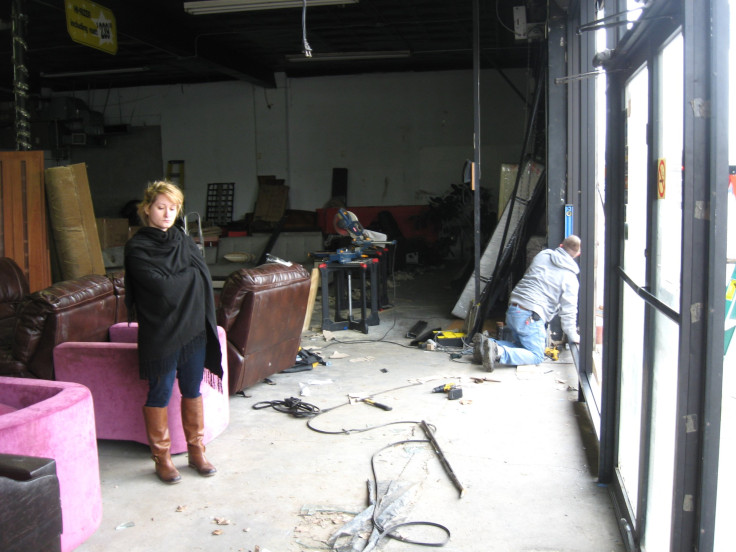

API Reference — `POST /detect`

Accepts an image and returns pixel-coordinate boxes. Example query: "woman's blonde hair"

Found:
[137,181,184,226]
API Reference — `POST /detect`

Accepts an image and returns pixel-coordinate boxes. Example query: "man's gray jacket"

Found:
[508,246,581,343]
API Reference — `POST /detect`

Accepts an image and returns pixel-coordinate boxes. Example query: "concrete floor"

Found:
[76,264,625,552]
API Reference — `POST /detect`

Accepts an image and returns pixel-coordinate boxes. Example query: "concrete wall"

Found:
[71,69,530,221]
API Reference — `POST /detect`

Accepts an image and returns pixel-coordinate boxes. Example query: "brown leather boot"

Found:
[142,406,181,484]
[181,396,217,476]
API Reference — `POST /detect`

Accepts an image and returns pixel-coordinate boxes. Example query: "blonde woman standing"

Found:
[124,181,222,484]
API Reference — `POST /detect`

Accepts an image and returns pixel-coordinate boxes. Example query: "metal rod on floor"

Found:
[420,420,466,498]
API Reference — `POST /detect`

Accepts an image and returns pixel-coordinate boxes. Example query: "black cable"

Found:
[252,397,320,418]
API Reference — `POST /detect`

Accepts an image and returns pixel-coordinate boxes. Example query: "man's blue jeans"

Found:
[145,344,206,408]
[492,304,547,366]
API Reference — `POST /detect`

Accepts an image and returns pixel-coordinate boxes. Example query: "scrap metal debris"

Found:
[115,521,134,531]
[328,480,420,552]
[349,356,375,363]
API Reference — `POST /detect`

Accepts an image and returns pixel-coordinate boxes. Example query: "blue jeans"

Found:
[145,344,206,407]
[492,304,547,366]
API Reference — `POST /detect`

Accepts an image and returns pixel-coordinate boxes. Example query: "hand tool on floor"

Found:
[431,383,463,400]
[420,420,466,498]
[544,345,559,361]
[348,393,393,411]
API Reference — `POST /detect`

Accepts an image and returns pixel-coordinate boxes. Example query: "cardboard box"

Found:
[96,218,130,248]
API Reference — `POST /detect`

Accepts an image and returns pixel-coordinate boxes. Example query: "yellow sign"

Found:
[66,0,117,55]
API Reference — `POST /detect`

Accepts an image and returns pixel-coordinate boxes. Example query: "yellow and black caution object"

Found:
[432,331,466,347]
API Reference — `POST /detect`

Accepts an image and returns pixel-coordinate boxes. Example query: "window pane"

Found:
[643,310,679,552]
[654,35,683,313]
[617,65,650,519]
[618,284,646,515]
[623,68,649,284]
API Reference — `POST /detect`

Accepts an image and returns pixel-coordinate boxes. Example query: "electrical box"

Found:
[513,6,527,40]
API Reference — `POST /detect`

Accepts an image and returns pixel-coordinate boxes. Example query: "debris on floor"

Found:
[299,378,334,396]
[293,509,356,550]
[470,376,500,384]
[328,480,420,552]
[114,521,134,530]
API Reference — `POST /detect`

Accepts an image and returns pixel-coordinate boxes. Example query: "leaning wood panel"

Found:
[0,151,52,292]
[44,163,105,280]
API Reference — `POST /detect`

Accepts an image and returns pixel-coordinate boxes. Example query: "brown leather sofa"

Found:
[0,257,126,380]
[216,262,311,395]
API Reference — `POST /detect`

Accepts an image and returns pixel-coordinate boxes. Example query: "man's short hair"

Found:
[562,235,581,255]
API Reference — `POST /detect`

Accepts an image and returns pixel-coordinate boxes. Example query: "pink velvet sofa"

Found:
[0,376,102,552]
[53,322,230,454]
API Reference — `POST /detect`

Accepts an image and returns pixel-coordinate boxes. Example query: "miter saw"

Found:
[333,208,391,246]
[333,208,365,240]
[311,208,395,264]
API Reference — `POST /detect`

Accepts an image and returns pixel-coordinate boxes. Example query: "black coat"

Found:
[124,225,222,385]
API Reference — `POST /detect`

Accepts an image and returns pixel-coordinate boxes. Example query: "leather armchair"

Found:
[0,257,126,380]
[216,262,311,395]
[0,453,62,552]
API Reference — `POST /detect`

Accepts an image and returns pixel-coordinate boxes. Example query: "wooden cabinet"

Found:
[0,151,52,292]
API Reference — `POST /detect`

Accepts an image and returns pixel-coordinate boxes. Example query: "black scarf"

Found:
[124,226,223,389]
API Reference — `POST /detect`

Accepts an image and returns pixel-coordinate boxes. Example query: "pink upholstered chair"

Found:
[0,376,102,552]
[53,323,229,454]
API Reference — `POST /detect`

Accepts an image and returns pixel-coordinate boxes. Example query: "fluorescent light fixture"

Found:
[40,67,150,78]
[286,50,411,62]
[184,0,358,15]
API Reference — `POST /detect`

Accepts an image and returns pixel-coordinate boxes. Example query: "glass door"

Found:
[612,30,685,551]
[600,1,727,550]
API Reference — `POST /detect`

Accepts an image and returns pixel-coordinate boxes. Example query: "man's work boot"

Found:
[181,396,217,477]
[471,331,488,364]
[142,406,181,484]
[482,339,499,372]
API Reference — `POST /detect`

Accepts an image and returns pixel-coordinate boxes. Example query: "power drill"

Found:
[432,383,463,400]
[544,346,559,361]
